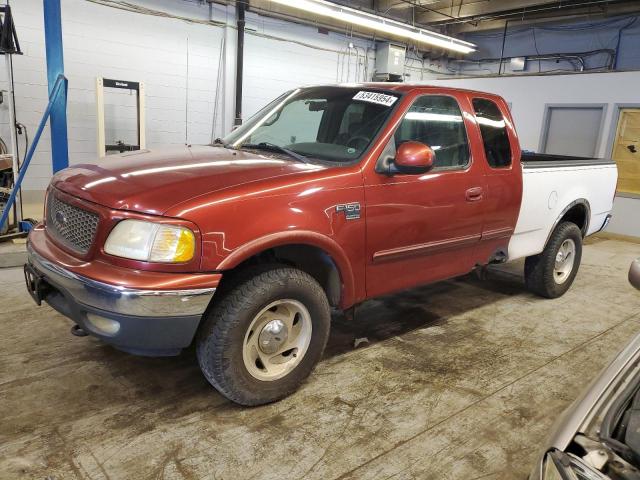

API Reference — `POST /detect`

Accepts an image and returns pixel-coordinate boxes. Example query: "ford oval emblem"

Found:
[55,210,67,226]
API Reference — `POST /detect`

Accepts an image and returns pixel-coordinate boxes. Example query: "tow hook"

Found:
[71,324,88,337]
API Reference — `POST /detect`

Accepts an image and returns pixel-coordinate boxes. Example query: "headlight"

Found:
[542,453,565,480]
[104,219,195,263]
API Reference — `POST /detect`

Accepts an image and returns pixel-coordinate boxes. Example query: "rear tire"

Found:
[525,221,583,298]
[196,266,331,406]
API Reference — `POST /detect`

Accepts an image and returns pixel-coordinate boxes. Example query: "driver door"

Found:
[364,93,486,298]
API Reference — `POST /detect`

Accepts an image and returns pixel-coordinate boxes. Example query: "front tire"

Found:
[525,221,583,298]
[196,266,331,406]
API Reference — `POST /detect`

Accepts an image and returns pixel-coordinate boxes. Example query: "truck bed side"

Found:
[508,154,617,261]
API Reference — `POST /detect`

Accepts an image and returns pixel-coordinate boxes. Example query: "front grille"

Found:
[46,193,99,254]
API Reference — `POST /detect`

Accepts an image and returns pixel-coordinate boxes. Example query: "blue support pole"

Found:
[43,0,68,172]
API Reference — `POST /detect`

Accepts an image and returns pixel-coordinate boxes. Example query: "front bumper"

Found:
[25,238,218,356]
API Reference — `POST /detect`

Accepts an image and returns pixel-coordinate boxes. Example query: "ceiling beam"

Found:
[383,0,467,22]
[415,0,563,24]
[447,1,640,32]
[375,0,405,13]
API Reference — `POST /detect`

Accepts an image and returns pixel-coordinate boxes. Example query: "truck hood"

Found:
[52,145,324,215]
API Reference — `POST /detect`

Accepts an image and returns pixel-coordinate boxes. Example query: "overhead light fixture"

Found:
[268,0,476,54]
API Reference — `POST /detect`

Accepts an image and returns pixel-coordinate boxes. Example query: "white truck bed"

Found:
[508,155,618,261]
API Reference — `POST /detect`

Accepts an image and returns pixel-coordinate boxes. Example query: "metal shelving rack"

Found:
[0,4,23,239]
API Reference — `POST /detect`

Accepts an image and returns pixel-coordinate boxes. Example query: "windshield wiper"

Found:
[211,138,230,148]
[241,142,309,164]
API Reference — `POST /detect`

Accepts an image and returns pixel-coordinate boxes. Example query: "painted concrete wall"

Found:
[242,12,374,120]
[1,0,373,192]
[426,71,640,237]
[607,196,640,239]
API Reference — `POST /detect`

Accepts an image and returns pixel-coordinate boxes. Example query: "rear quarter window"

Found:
[472,98,512,168]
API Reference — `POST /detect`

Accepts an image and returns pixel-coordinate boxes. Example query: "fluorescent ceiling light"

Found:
[268,0,476,54]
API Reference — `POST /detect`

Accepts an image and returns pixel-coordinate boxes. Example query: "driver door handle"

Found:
[465,187,484,202]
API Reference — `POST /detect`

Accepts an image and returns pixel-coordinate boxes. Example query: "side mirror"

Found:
[393,141,435,174]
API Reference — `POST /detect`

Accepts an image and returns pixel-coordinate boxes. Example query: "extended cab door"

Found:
[468,95,523,264]
[363,92,487,298]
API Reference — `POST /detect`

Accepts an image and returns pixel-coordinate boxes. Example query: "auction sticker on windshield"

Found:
[353,91,398,107]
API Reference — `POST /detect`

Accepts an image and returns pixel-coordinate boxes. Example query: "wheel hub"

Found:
[553,238,576,284]
[258,319,288,354]
[242,299,313,382]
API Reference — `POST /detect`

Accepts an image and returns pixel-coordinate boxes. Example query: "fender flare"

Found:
[216,231,356,308]
[545,198,591,247]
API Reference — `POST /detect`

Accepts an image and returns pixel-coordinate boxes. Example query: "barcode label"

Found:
[353,91,398,107]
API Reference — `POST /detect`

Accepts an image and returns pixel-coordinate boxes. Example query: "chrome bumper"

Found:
[596,213,613,234]
[27,244,216,317]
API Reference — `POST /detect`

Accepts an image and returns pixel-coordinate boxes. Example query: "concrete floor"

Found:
[0,196,42,267]
[1,237,640,480]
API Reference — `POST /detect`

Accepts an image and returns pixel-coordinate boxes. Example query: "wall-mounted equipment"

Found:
[510,57,526,72]
[374,43,405,82]
[96,77,146,156]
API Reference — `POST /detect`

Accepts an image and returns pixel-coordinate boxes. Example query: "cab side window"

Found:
[394,95,470,169]
[472,98,512,168]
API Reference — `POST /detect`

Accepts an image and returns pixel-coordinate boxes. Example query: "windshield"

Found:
[222,86,401,164]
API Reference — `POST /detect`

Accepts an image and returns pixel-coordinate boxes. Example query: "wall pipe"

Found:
[498,20,508,75]
[234,1,245,126]
[450,48,615,73]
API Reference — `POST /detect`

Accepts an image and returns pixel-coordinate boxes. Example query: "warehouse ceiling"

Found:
[368,0,640,32]
[248,0,640,39]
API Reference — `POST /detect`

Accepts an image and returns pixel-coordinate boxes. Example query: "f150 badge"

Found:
[336,202,361,220]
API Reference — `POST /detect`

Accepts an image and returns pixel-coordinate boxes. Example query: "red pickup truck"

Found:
[25,84,617,405]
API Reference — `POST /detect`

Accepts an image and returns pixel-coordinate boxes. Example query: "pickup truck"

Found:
[24,84,618,406]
